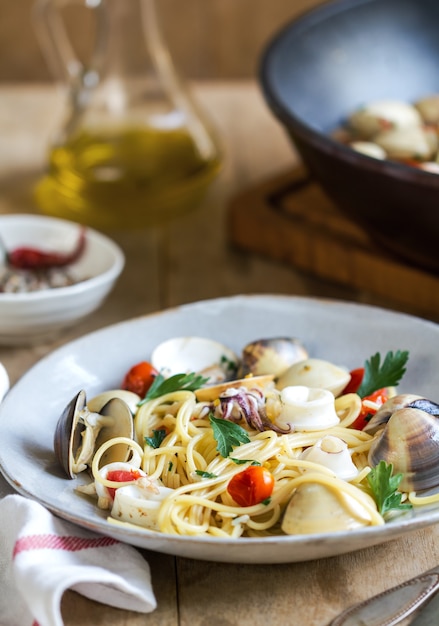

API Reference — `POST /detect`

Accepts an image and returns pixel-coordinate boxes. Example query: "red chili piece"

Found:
[6,227,87,270]
[106,468,143,499]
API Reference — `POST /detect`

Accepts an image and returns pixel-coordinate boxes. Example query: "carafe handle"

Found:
[32,0,104,83]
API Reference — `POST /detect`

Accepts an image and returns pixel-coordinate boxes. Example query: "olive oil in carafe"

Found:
[35,126,222,230]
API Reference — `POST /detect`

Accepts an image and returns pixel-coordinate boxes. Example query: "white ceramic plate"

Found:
[1,295,438,564]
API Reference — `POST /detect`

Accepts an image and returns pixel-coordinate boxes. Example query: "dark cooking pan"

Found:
[260,0,439,273]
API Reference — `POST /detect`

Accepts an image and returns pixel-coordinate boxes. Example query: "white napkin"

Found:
[0,494,157,626]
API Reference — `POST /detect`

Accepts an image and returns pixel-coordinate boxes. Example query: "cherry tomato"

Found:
[341,367,365,394]
[106,468,142,499]
[351,387,390,430]
[227,465,275,507]
[121,361,158,397]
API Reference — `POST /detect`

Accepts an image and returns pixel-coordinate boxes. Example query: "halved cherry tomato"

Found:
[351,387,390,430]
[341,367,365,395]
[227,465,275,507]
[106,469,142,499]
[121,361,158,397]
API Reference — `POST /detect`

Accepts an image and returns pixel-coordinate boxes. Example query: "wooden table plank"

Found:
[176,526,439,626]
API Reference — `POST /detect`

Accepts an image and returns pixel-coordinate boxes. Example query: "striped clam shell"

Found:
[368,407,439,492]
[364,394,439,435]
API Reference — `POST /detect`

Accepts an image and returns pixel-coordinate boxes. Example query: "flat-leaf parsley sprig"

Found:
[366,460,412,519]
[209,414,251,457]
[138,371,209,406]
[357,350,409,398]
[144,428,167,449]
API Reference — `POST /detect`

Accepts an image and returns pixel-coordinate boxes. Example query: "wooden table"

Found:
[0,82,438,626]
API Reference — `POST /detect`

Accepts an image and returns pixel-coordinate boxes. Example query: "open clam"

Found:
[237,337,308,378]
[87,389,141,415]
[281,482,375,535]
[348,100,422,139]
[54,390,134,478]
[374,125,438,162]
[276,358,350,397]
[364,394,439,435]
[151,336,238,384]
[368,407,439,492]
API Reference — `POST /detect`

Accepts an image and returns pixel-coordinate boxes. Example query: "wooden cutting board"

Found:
[227,167,439,319]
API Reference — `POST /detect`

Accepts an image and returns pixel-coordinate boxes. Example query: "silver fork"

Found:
[329,566,439,626]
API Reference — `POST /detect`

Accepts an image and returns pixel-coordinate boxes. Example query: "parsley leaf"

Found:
[195,470,218,479]
[230,458,261,466]
[367,460,412,518]
[357,350,409,398]
[144,429,167,448]
[209,414,250,458]
[139,371,209,405]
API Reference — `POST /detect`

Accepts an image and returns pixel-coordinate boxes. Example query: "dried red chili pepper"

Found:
[5,228,87,270]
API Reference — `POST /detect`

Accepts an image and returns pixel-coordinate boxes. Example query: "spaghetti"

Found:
[87,382,384,537]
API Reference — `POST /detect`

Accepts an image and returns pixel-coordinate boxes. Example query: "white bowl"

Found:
[0,214,125,345]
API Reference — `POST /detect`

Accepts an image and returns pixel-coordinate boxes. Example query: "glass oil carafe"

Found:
[32,0,222,230]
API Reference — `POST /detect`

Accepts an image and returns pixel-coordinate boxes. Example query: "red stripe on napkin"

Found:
[13,534,119,557]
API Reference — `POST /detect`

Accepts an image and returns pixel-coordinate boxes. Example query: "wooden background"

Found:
[0,0,327,82]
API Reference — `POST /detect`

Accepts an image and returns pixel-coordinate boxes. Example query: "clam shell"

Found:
[281,482,372,535]
[374,125,438,161]
[368,407,439,492]
[151,336,238,384]
[237,337,308,378]
[348,100,422,139]
[94,398,134,468]
[53,392,134,478]
[54,390,87,479]
[276,358,350,397]
[88,389,141,415]
[364,394,439,435]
